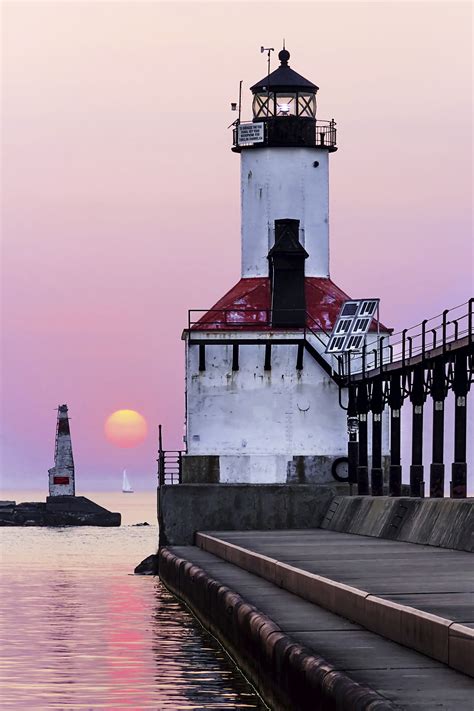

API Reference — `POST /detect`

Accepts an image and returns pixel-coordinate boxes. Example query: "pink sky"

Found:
[2,2,472,491]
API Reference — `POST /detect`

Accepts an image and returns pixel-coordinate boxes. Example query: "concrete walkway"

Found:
[170,543,474,709]
[202,529,474,624]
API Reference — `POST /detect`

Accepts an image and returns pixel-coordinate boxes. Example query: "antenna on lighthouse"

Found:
[260,45,274,79]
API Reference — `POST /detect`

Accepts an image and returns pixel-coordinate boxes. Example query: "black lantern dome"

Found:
[250,48,318,121]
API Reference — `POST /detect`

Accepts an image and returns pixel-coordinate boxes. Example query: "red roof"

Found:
[191,277,390,332]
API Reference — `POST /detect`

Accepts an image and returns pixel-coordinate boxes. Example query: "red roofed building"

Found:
[191,276,388,333]
[181,49,390,486]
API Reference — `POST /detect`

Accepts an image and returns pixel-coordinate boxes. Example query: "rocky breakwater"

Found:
[0,496,121,527]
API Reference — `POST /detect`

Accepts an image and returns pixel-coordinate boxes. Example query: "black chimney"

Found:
[268,219,308,328]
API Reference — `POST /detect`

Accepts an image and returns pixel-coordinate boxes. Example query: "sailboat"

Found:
[122,469,134,493]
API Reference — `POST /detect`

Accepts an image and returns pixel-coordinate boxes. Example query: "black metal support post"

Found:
[357,384,369,494]
[388,374,402,496]
[347,386,359,490]
[451,352,468,498]
[430,360,446,497]
[157,424,164,487]
[409,366,425,497]
[370,379,384,496]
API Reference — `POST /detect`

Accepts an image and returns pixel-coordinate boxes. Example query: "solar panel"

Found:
[326,298,380,354]
[341,302,359,316]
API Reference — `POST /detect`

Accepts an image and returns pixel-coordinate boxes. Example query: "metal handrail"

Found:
[188,300,473,381]
[232,117,337,150]
[345,299,473,379]
[189,307,333,330]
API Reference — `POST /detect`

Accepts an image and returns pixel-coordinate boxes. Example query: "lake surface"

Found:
[0,491,266,709]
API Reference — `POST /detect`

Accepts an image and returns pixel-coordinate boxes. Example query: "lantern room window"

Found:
[252,92,273,118]
[297,93,316,118]
[252,91,316,119]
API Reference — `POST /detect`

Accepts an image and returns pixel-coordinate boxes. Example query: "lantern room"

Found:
[251,48,318,120]
[233,47,336,152]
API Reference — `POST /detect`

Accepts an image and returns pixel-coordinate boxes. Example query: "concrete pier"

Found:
[160,537,474,709]
[158,494,474,710]
[196,529,474,676]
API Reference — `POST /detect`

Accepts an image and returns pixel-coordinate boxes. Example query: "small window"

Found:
[297,93,316,117]
[252,92,273,118]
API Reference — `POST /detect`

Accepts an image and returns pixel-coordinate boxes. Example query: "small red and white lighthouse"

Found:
[48,404,76,496]
[182,48,389,484]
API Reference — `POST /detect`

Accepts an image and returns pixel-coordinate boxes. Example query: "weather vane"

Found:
[260,45,274,78]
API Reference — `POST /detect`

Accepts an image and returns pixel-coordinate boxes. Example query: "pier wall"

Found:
[158,484,345,545]
[158,486,473,549]
[322,496,474,552]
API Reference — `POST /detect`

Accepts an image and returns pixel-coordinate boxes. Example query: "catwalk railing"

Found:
[339,299,473,500]
[232,118,337,151]
[339,300,473,381]
[157,425,183,486]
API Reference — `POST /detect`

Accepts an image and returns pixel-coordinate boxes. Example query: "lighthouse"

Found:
[48,404,76,496]
[182,48,390,485]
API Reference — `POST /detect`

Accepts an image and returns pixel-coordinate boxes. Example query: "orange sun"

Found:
[105,409,148,448]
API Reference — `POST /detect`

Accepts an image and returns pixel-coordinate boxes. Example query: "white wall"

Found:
[186,336,346,457]
[185,331,390,483]
[241,147,330,278]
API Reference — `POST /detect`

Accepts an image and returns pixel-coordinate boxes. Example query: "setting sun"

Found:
[104,409,148,448]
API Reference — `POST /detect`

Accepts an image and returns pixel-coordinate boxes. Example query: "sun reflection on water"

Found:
[0,492,266,709]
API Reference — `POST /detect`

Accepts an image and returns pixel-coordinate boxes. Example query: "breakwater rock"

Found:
[0,496,121,527]
[134,554,158,575]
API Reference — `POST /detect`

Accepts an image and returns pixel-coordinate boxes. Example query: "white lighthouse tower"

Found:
[240,47,333,279]
[48,404,76,496]
[182,48,389,485]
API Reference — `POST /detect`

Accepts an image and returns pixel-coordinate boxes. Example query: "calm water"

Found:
[0,491,266,710]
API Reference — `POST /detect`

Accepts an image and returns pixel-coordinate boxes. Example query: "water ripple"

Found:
[0,513,266,710]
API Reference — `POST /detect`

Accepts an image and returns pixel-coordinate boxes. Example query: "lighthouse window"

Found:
[252,92,272,118]
[297,93,316,117]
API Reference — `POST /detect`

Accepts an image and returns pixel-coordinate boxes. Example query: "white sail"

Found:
[122,469,133,493]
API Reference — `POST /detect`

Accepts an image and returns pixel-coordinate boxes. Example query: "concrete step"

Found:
[195,529,474,677]
[162,544,474,710]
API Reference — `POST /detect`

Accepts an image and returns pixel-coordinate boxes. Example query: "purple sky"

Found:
[2,2,472,491]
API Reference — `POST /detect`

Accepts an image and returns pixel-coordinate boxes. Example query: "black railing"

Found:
[341,299,474,382]
[158,451,182,486]
[157,425,183,486]
[232,118,337,150]
[189,308,271,329]
[189,308,332,331]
